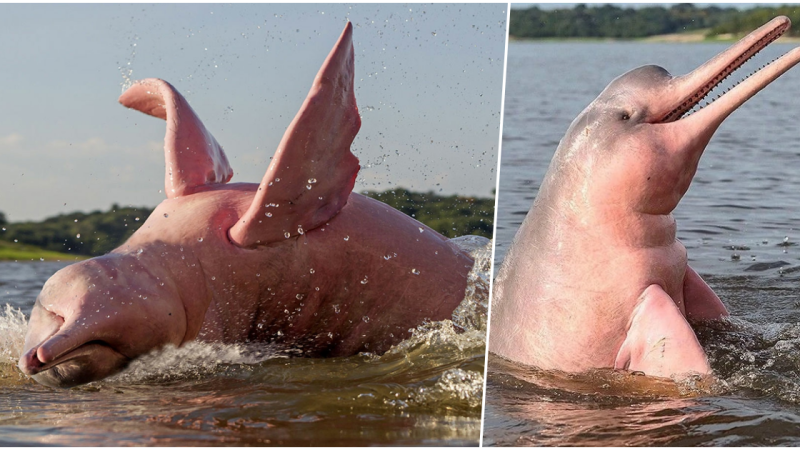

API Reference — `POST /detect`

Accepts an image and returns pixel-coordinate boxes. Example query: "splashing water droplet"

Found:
[418,227,424,233]
[197,237,204,242]
[411,268,420,275]
[362,316,370,323]
[310,268,315,274]
[265,212,273,217]
[76,234,81,238]
[344,235,350,241]
[284,232,291,239]
[308,178,317,184]
[333,304,340,313]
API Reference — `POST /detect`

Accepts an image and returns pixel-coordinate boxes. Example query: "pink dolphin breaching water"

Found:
[18,23,474,388]
[490,17,800,379]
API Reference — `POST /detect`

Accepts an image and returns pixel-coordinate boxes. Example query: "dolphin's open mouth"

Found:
[659,17,792,124]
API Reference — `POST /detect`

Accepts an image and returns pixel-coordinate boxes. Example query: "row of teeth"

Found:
[685,57,783,116]
[661,24,787,122]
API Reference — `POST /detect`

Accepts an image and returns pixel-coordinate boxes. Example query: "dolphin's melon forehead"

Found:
[604,65,673,94]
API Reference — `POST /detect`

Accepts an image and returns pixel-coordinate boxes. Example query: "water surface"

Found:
[486,40,800,446]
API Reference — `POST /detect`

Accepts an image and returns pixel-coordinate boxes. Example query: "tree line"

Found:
[510,4,800,39]
[0,189,494,257]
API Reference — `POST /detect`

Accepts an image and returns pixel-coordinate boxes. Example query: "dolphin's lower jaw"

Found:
[19,343,130,389]
[660,17,794,124]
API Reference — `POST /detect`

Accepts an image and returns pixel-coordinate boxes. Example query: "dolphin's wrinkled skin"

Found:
[490,17,800,379]
[18,23,474,388]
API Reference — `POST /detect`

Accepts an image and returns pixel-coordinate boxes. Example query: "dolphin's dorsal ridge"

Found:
[119,78,234,198]
[229,22,360,248]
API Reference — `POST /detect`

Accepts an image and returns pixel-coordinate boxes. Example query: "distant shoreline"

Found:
[510,33,800,44]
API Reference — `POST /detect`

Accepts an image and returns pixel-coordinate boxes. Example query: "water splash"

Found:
[450,235,491,332]
[0,304,27,365]
[107,340,282,385]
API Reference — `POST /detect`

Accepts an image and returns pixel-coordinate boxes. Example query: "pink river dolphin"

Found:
[490,17,800,379]
[17,23,474,388]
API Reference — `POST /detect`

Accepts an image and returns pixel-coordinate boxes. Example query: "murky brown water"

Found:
[0,237,488,446]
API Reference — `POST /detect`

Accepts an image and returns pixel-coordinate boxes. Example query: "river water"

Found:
[0,237,489,446]
[486,40,800,446]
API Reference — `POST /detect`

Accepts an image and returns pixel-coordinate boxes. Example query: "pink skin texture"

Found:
[490,17,800,379]
[18,23,473,388]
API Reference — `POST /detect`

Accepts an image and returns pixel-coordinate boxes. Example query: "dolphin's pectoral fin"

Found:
[683,265,729,322]
[119,79,234,199]
[615,284,710,379]
[228,23,360,248]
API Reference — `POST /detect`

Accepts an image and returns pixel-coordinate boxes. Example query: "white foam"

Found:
[0,304,27,365]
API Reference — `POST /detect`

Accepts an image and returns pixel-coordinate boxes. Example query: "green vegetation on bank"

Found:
[0,189,494,259]
[510,4,800,40]
[1,205,150,258]
[0,240,83,262]
[362,189,494,239]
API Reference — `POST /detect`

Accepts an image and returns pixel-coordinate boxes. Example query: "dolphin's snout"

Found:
[18,346,46,376]
[18,300,64,375]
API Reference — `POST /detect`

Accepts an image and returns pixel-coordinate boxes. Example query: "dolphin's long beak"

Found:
[658,16,800,132]
[18,301,130,388]
[18,300,63,375]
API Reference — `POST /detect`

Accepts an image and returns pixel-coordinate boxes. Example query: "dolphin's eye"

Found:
[620,112,631,121]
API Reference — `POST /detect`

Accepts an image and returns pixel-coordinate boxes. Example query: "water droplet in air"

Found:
[265,212,273,217]
[362,316,370,323]
[411,268,420,275]
[297,226,304,235]
[135,217,140,221]
[76,234,81,238]
[284,232,291,239]
[308,178,317,184]
[310,268,315,274]
[361,276,368,285]
[418,227,424,233]
[344,235,350,241]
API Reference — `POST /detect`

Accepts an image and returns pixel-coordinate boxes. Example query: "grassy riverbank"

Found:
[0,240,85,262]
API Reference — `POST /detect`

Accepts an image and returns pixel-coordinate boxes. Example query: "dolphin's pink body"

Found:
[18,23,473,388]
[490,17,800,379]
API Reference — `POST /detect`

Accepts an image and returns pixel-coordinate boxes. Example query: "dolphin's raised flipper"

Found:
[615,284,711,378]
[228,22,361,247]
[119,79,234,199]
[683,265,729,322]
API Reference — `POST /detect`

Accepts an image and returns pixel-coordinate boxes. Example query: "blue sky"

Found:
[0,4,506,221]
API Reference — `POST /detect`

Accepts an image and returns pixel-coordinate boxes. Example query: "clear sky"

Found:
[0,4,506,222]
